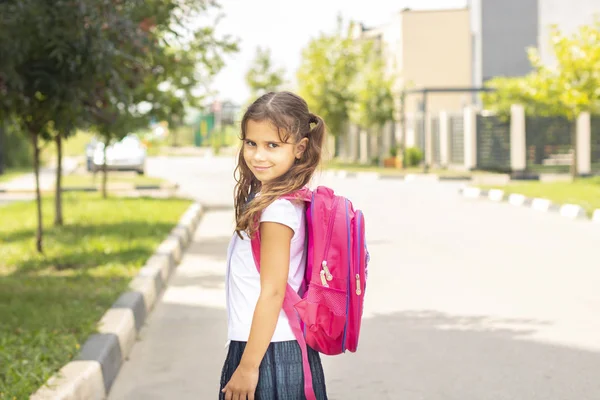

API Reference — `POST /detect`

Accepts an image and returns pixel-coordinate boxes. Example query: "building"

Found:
[470,0,600,87]
[355,7,472,152]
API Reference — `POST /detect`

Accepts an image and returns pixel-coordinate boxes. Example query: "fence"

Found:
[591,116,600,174]
[449,114,464,165]
[525,116,572,174]
[476,114,511,172]
[339,105,597,176]
[431,116,440,165]
[413,115,425,152]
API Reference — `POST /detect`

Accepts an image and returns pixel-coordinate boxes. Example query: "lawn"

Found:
[479,176,600,216]
[0,193,192,398]
[61,172,165,188]
[0,168,31,183]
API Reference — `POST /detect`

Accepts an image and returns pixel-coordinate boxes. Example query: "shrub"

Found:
[404,147,423,167]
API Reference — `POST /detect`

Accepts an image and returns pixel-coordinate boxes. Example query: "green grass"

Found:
[0,168,31,183]
[0,193,192,399]
[479,176,600,216]
[61,172,165,188]
[323,160,481,177]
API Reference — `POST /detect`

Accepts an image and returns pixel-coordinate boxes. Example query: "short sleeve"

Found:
[260,199,300,235]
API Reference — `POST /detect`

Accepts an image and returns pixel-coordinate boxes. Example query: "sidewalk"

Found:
[0,157,80,192]
[108,207,234,399]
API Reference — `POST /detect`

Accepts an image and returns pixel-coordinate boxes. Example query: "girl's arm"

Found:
[239,221,293,370]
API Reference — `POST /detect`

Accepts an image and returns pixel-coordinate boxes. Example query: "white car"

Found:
[92,135,146,175]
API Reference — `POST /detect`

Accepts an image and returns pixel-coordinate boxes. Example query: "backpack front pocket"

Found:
[294,284,347,354]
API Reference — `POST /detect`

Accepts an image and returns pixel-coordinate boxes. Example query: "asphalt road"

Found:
[109,155,600,400]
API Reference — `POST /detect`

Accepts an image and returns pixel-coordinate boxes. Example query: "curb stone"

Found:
[31,202,204,400]
[459,185,597,223]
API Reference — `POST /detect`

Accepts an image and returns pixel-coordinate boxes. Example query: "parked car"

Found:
[91,135,146,175]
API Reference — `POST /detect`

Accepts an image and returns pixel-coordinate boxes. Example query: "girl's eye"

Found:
[245,140,256,147]
[268,143,279,149]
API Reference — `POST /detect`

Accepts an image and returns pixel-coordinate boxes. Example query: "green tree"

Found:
[349,38,395,161]
[245,46,285,99]
[0,0,120,250]
[296,17,362,138]
[483,21,600,177]
[0,0,238,250]
[87,0,237,197]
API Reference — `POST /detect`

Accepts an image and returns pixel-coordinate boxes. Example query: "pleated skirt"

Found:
[219,340,328,400]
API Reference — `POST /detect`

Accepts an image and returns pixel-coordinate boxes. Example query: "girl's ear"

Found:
[295,137,308,160]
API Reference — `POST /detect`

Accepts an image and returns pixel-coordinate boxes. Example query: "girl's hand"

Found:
[222,364,259,400]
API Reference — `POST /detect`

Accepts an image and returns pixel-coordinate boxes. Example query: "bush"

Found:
[404,147,423,167]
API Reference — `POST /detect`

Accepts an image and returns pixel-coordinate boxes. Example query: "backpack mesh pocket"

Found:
[306,284,347,317]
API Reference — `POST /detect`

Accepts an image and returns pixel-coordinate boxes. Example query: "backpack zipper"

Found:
[321,196,339,281]
[355,211,363,296]
[341,199,351,352]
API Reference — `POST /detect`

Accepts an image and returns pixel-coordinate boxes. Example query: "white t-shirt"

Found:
[225,198,306,342]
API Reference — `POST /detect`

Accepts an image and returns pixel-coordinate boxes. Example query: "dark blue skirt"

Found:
[219,340,328,399]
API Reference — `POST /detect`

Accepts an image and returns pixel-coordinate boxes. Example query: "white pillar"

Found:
[348,124,359,162]
[406,114,416,148]
[359,129,369,164]
[510,104,526,172]
[439,111,450,167]
[463,106,477,170]
[577,112,591,175]
[425,114,433,165]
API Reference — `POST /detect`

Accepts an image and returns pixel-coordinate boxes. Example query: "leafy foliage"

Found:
[482,19,600,176]
[245,46,286,99]
[349,39,395,130]
[296,18,362,136]
[483,20,600,120]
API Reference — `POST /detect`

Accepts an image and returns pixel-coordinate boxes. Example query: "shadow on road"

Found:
[323,309,600,400]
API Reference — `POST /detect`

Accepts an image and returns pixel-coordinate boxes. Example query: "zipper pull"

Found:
[355,274,361,295]
[322,260,333,281]
[320,270,329,287]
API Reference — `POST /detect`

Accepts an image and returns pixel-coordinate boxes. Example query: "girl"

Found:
[220,91,328,400]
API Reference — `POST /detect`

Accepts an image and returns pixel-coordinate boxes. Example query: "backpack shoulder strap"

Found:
[280,186,312,203]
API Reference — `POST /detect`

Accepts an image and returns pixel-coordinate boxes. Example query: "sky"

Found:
[208,0,468,105]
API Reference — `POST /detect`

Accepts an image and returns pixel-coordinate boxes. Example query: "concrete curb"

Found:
[321,169,472,182]
[0,183,179,194]
[31,202,204,400]
[459,185,597,222]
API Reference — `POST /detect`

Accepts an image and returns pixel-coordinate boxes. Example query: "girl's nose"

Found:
[253,148,267,162]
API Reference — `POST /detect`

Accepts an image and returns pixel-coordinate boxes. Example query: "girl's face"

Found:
[243,119,307,184]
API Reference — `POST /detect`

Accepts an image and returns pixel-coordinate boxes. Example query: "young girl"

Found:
[220,91,328,400]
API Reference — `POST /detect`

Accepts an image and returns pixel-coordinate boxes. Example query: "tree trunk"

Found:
[171,125,178,147]
[102,136,109,199]
[31,131,43,253]
[54,135,63,226]
[571,119,578,179]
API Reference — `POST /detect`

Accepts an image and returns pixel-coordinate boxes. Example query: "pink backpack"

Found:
[251,186,369,400]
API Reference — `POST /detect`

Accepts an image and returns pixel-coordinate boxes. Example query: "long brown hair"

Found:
[234,91,325,238]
